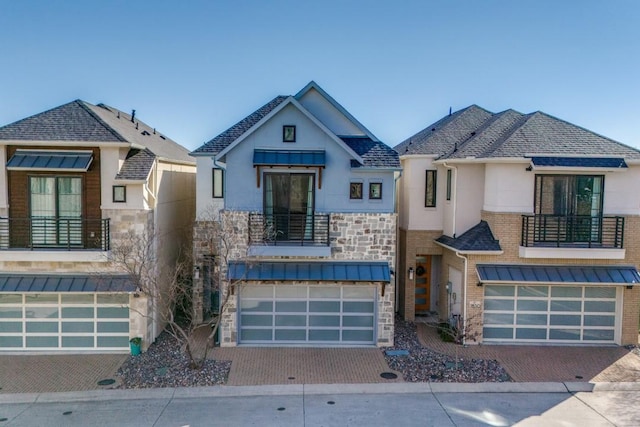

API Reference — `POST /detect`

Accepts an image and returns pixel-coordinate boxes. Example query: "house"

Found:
[0,100,196,352]
[395,105,640,345]
[191,81,400,347]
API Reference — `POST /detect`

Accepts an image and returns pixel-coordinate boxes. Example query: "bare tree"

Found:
[433,312,482,370]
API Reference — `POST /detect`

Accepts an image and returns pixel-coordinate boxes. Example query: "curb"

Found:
[3,381,640,404]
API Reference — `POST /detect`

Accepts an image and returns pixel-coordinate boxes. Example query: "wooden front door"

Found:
[414,255,431,312]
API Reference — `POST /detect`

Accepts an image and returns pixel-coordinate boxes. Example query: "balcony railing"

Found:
[521,215,624,249]
[249,213,329,246]
[0,217,110,251]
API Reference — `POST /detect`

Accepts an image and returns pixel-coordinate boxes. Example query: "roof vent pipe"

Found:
[131,109,136,123]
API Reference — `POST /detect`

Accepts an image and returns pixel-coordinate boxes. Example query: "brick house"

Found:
[395,105,640,345]
[0,101,195,352]
[191,82,400,347]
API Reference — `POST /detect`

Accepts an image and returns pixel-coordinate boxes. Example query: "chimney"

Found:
[131,109,136,123]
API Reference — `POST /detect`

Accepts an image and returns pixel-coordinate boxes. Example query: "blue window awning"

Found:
[0,274,135,292]
[253,150,325,167]
[228,261,390,282]
[530,157,627,169]
[477,264,640,286]
[7,150,93,171]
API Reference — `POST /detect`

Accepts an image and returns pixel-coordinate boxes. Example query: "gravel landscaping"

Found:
[383,317,512,383]
[116,331,231,389]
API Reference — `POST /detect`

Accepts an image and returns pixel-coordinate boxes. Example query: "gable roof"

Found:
[396,106,640,160]
[341,136,400,168]
[115,148,156,181]
[435,221,502,252]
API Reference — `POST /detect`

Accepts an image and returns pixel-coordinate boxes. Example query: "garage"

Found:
[477,264,638,345]
[0,274,134,352]
[230,261,390,346]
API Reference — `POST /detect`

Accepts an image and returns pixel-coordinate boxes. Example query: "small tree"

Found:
[434,312,482,370]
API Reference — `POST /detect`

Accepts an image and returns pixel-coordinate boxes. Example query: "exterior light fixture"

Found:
[408,267,414,280]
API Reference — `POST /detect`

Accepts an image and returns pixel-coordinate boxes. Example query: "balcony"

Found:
[521,215,624,249]
[249,213,330,247]
[0,217,110,251]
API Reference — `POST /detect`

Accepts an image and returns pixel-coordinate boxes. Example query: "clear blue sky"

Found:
[1,1,638,151]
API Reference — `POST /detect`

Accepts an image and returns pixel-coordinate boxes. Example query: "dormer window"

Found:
[283,125,296,142]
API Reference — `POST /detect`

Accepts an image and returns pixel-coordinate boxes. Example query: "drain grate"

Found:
[380,372,398,380]
[97,379,116,386]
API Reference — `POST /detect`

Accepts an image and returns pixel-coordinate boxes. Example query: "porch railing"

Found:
[0,217,110,251]
[249,213,330,246]
[521,215,624,249]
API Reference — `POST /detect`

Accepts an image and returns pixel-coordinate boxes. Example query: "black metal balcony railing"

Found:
[0,217,110,251]
[249,213,330,246]
[521,215,624,249]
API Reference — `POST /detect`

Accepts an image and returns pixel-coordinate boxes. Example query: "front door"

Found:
[414,255,431,313]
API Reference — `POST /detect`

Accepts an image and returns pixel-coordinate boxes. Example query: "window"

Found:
[425,170,437,207]
[369,182,382,200]
[283,125,296,142]
[212,168,224,198]
[29,176,82,246]
[446,169,452,201]
[112,186,126,203]
[350,182,363,199]
[264,173,314,241]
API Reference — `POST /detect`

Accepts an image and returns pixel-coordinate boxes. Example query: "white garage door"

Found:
[483,285,619,344]
[239,285,376,345]
[0,293,130,351]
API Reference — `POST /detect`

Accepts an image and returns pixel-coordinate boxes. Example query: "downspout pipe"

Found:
[442,162,457,237]
[454,250,468,345]
[393,169,403,312]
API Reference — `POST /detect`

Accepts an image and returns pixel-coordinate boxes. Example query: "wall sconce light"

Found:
[626,285,633,289]
[476,281,483,287]
[408,267,414,280]
[525,165,533,172]
[194,266,200,280]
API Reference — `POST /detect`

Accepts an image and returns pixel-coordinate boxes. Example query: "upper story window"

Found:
[264,172,314,241]
[30,176,82,246]
[350,182,363,199]
[369,182,382,200]
[425,170,437,207]
[446,169,452,201]
[113,185,126,203]
[534,175,603,217]
[212,168,224,198]
[283,125,296,142]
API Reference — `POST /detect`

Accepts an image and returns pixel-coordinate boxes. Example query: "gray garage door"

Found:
[239,285,376,345]
[483,285,619,344]
[0,293,130,351]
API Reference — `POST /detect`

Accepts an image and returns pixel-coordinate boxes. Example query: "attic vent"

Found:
[159,135,166,140]
[141,130,150,136]
[431,128,436,132]
[136,122,139,130]
[471,131,476,136]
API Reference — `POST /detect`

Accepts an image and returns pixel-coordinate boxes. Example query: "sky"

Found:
[0,1,639,151]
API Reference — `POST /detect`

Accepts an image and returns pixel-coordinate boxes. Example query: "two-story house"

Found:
[395,105,640,345]
[0,100,195,352]
[191,81,400,347]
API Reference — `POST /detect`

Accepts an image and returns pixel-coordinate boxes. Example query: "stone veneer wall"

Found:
[192,211,397,347]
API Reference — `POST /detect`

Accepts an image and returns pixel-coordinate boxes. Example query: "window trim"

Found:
[446,169,452,201]
[425,170,437,207]
[349,182,363,200]
[369,182,382,200]
[212,168,224,199]
[112,185,126,203]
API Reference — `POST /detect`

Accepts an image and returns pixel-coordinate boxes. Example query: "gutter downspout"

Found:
[442,162,457,237]
[393,169,403,312]
[454,250,468,345]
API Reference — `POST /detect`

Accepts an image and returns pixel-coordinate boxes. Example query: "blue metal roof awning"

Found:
[228,261,390,282]
[0,274,135,292]
[476,264,640,286]
[530,157,627,169]
[253,149,326,167]
[7,150,93,171]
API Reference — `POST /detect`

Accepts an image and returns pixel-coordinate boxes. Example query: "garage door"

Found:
[483,285,619,344]
[0,293,130,351]
[239,285,376,345]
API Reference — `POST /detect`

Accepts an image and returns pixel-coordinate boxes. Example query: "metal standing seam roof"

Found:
[530,157,628,168]
[228,261,391,282]
[253,149,326,166]
[476,264,640,285]
[0,274,135,292]
[6,150,93,171]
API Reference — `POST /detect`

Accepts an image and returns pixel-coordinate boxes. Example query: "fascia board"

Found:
[434,240,503,255]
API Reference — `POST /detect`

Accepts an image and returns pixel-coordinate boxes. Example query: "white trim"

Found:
[0,251,109,263]
[519,246,626,260]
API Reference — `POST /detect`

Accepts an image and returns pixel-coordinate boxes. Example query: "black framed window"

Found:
[369,182,382,200]
[113,185,126,203]
[425,170,437,207]
[283,125,296,142]
[212,168,224,198]
[446,169,452,201]
[350,182,363,199]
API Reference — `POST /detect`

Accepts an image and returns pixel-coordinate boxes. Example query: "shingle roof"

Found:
[435,221,502,252]
[191,96,288,155]
[397,105,640,160]
[0,100,126,142]
[341,136,400,168]
[115,148,156,180]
